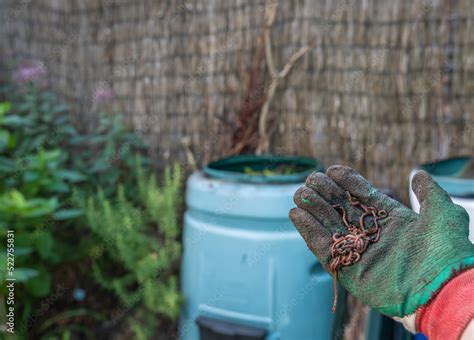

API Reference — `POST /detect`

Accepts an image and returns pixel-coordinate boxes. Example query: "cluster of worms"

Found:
[329,192,388,312]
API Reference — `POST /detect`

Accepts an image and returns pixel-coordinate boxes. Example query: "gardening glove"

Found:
[289,165,474,321]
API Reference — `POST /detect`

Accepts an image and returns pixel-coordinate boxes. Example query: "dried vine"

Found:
[230,2,309,155]
[256,3,308,154]
[329,192,388,312]
[229,33,267,155]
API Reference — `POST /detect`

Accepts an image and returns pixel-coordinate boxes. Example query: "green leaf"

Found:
[51,104,70,113]
[49,180,70,193]
[36,232,54,259]
[41,149,62,162]
[24,170,40,182]
[14,268,39,282]
[6,132,16,149]
[23,198,58,218]
[56,170,86,182]
[90,159,110,173]
[88,135,108,145]
[0,194,55,219]
[69,135,87,145]
[0,190,27,208]
[0,129,9,151]
[0,102,11,116]
[25,268,51,297]
[60,125,77,136]
[15,247,33,256]
[0,156,16,172]
[17,102,33,112]
[2,115,32,127]
[30,134,48,149]
[53,209,83,220]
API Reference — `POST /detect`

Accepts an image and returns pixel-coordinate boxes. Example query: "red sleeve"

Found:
[416,269,474,340]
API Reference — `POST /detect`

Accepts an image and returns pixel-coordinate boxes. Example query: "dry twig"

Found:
[181,136,198,172]
[256,2,309,154]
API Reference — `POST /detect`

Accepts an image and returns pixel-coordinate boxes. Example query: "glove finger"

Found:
[305,171,347,204]
[305,171,369,227]
[293,186,346,234]
[412,170,453,211]
[289,207,332,268]
[326,165,403,212]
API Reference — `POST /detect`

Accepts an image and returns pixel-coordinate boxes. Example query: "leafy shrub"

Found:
[79,158,183,338]
[0,79,182,339]
[0,87,85,333]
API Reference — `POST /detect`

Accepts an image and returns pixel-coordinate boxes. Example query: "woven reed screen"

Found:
[1,0,473,202]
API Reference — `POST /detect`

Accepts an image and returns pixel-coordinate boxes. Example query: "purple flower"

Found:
[93,87,114,104]
[12,60,47,84]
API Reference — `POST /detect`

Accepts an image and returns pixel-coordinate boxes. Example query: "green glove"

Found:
[289,165,474,317]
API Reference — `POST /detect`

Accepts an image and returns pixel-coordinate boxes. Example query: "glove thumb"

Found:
[412,170,453,213]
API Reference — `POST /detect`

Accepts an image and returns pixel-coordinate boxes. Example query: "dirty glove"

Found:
[289,165,474,318]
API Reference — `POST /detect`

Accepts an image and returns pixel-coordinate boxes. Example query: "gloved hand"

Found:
[289,165,474,317]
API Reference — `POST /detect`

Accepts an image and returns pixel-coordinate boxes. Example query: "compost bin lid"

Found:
[203,155,324,184]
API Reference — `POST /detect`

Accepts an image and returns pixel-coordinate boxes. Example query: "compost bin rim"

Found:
[203,155,324,184]
[419,155,472,178]
[418,155,474,197]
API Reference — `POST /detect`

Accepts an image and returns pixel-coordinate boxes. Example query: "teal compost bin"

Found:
[180,155,335,340]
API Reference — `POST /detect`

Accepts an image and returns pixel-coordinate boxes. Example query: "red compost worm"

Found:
[329,192,388,312]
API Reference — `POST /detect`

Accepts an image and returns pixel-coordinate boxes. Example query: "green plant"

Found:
[70,112,149,198]
[0,79,150,198]
[0,77,179,339]
[0,80,142,337]
[0,83,90,336]
[80,158,183,338]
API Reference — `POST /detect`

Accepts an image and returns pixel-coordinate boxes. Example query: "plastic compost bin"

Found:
[179,155,335,340]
